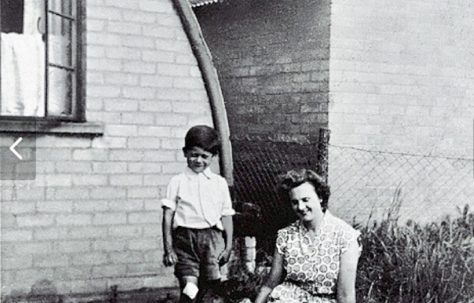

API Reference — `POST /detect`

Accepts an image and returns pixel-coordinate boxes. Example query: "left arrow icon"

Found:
[10,137,23,160]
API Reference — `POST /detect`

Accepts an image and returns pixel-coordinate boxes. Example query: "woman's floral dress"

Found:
[269,211,361,303]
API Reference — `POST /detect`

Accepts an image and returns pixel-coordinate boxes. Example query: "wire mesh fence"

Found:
[230,131,474,253]
[230,135,321,237]
[328,144,474,223]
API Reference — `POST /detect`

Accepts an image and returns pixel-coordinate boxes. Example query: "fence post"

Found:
[317,127,330,183]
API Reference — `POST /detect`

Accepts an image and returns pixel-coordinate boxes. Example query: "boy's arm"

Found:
[221,215,233,248]
[218,178,235,266]
[218,215,233,266]
[162,207,177,266]
[161,175,180,266]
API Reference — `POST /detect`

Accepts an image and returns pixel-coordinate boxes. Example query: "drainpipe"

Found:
[172,0,233,185]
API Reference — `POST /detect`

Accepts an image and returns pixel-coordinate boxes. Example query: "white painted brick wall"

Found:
[329,0,474,222]
[330,0,474,155]
[1,0,214,297]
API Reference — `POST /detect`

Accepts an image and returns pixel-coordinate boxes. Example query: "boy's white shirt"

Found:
[161,167,235,230]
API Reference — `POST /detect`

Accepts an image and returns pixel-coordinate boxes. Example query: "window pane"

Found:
[1,0,25,33]
[1,0,45,117]
[0,0,79,119]
[48,13,73,67]
[49,0,72,16]
[48,67,73,116]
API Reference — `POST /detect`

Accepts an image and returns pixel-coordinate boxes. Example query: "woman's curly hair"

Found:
[279,168,331,212]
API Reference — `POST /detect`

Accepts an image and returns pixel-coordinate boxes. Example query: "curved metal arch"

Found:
[171,0,233,185]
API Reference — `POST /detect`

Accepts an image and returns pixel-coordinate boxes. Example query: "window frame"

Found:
[0,0,86,123]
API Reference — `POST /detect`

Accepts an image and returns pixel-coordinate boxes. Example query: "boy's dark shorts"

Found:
[173,226,225,280]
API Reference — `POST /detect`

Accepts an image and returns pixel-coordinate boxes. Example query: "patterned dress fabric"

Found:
[269,211,361,303]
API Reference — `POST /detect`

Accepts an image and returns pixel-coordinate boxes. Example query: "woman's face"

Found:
[289,182,323,222]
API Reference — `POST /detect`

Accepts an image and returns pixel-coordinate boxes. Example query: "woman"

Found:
[254,169,361,303]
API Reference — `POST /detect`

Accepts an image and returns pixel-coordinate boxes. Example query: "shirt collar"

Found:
[184,166,213,179]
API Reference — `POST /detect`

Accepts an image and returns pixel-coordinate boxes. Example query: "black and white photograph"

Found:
[0,0,473,302]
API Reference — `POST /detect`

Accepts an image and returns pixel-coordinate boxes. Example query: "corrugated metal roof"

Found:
[189,0,224,7]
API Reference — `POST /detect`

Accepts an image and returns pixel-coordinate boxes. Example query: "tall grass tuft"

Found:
[356,190,474,303]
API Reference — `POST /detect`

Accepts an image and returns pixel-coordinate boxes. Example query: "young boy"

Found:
[161,125,235,303]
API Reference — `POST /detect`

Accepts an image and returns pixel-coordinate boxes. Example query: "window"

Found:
[0,0,84,121]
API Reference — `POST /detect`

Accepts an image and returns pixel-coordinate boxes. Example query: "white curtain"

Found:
[1,33,45,116]
[0,0,68,117]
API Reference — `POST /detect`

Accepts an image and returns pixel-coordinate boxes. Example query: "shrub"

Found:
[218,268,266,303]
[356,203,474,303]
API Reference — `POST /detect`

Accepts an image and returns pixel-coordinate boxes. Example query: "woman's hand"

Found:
[254,248,284,303]
[163,249,178,267]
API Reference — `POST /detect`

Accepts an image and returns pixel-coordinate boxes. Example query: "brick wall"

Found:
[1,0,214,297]
[328,0,474,222]
[195,0,331,140]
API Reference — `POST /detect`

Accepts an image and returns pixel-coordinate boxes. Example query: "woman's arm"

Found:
[254,248,284,303]
[336,237,361,303]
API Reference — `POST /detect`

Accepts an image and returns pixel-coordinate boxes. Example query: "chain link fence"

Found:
[230,134,325,253]
[230,135,322,230]
[230,131,474,253]
[328,144,474,224]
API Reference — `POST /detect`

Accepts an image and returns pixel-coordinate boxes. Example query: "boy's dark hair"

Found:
[183,125,220,155]
[279,168,331,212]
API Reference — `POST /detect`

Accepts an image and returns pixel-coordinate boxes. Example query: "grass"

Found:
[222,193,474,303]
[356,202,474,303]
